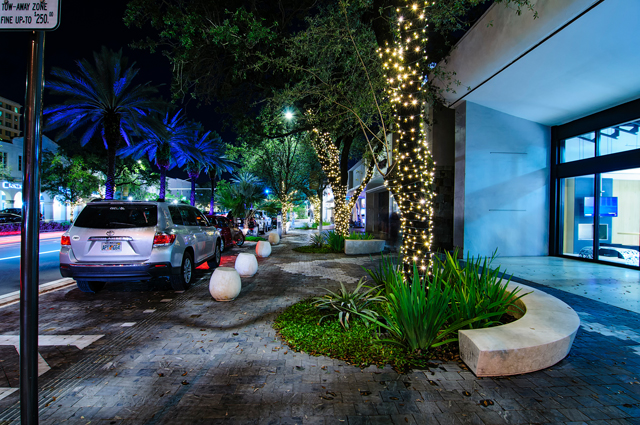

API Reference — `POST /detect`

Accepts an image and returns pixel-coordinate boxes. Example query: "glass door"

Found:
[598,169,640,266]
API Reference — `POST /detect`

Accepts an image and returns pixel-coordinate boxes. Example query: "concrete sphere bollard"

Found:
[268,232,280,245]
[255,240,272,258]
[209,267,242,301]
[235,253,258,277]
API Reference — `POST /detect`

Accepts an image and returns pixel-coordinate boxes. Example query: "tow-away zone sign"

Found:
[0,0,60,31]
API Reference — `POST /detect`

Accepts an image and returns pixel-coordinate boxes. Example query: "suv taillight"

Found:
[153,233,176,247]
[61,235,71,246]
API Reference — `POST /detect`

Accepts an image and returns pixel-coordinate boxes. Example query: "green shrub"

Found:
[436,250,527,329]
[313,278,385,328]
[325,230,345,252]
[347,232,374,240]
[245,235,266,241]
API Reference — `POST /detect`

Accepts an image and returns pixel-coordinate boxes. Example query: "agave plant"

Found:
[309,232,326,248]
[362,253,402,296]
[435,249,528,329]
[324,230,345,252]
[313,278,385,329]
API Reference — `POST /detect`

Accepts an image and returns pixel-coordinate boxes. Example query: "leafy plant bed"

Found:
[245,236,266,242]
[275,298,470,373]
[0,221,71,236]
[292,245,340,254]
[275,298,521,373]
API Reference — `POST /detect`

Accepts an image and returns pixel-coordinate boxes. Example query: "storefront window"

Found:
[599,120,640,157]
[561,132,595,163]
[597,169,640,266]
[560,175,594,258]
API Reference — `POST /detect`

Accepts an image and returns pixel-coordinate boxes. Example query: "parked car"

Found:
[206,215,245,251]
[0,213,22,224]
[254,211,272,233]
[59,201,222,293]
[0,208,22,216]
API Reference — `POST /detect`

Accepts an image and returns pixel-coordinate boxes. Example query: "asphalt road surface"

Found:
[0,236,63,297]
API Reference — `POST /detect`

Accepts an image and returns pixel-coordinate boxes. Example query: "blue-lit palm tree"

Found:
[183,130,235,208]
[119,109,199,201]
[44,47,162,199]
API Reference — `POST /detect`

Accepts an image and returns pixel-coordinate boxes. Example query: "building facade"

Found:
[0,96,21,143]
[430,0,640,268]
[0,135,66,220]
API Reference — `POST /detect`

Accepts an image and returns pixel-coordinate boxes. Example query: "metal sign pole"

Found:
[20,29,45,425]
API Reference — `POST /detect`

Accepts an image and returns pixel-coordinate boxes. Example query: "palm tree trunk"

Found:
[159,166,168,201]
[188,171,198,206]
[104,115,121,200]
[209,171,216,214]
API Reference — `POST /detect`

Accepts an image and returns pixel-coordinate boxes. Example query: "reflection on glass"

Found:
[561,175,594,257]
[599,120,640,156]
[597,169,640,266]
[561,132,595,163]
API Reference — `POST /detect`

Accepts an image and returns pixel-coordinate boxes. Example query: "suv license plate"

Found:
[101,242,122,252]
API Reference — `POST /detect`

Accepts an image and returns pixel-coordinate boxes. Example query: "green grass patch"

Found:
[274,299,444,372]
[245,235,266,241]
[292,245,339,254]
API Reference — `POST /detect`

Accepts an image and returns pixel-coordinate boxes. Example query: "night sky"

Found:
[0,0,227,178]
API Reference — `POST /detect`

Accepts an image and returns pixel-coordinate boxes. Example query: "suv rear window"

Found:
[74,204,158,228]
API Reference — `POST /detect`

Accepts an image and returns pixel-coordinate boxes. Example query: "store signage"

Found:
[0,0,60,30]
[1,181,22,190]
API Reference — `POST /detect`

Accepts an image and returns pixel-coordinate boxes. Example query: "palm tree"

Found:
[183,130,235,208]
[44,47,161,199]
[118,109,199,201]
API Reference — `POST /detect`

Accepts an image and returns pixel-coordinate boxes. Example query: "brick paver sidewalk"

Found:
[0,230,638,424]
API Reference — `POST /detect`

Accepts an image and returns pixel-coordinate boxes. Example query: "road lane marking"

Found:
[0,334,104,400]
[0,249,59,261]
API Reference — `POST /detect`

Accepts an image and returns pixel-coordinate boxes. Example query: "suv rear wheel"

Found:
[76,280,106,293]
[170,252,193,290]
[207,242,221,269]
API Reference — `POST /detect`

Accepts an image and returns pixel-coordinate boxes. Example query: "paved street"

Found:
[0,232,64,296]
[0,230,638,424]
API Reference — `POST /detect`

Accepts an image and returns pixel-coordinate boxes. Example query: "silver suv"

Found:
[60,201,222,293]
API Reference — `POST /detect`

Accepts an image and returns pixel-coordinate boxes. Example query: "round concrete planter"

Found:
[209,267,241,301]
[255,240,272,258]
[235,253,258,277]
[268,232,280,245]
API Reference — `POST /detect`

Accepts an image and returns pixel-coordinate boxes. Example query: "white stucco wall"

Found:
[455,101,550,257]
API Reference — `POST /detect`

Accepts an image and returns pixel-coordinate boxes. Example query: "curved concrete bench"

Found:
[458,282,580,377]
[344,239,386,255]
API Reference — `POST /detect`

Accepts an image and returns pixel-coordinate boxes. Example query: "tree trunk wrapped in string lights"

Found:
[380,2,435,274]
[310,129,374,237]
[310,195,322,225]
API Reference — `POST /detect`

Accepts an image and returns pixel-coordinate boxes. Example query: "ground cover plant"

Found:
[245,235,266,242]
[275,251,527,372]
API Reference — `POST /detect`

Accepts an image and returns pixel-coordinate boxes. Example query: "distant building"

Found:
[0,96,21,143]
[0,134,64,220]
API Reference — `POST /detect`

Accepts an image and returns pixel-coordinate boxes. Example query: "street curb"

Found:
[0,278,76,309]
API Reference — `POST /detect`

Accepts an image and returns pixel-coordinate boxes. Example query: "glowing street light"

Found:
[284,111,294,120]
